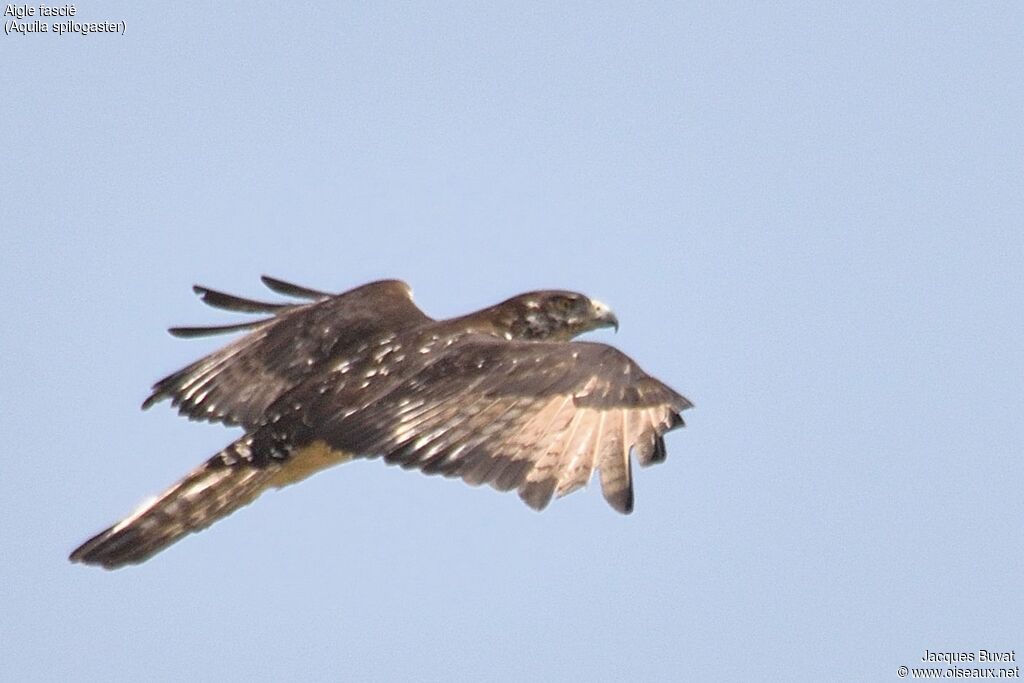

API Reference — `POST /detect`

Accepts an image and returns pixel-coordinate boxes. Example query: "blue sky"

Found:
[2,3,1021,681]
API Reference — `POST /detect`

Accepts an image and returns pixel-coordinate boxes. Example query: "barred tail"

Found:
[69,436,277,570]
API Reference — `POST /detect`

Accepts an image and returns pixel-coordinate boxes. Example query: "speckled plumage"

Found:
[70,276,692,569]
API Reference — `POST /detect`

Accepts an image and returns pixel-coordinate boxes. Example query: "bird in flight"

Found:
[70,276,692,569]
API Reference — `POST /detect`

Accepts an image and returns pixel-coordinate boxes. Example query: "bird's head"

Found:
[491,290,619,342]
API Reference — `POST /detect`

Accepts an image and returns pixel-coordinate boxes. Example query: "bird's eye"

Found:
[554,297,573,311]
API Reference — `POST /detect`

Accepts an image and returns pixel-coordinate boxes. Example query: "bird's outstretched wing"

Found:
[71,334,691,568]
[68,425,370,569]
[142,277,431,428]
[73,282,693,569]
[277,336,692,513]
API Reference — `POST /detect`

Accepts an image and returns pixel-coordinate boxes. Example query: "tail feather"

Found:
[69,437,279,569]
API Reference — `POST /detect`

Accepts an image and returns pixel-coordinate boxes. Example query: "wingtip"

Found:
[669,411,686,429]
[68,527,125,570]
[68,544,96,566]
[603,487,635,514]
[260,275,330,300]
[621,496,635,515]
[167,320,270,338]
[518,478,557,511]
[675,394,694,412]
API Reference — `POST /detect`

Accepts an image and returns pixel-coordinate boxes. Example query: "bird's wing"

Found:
[70,335,691,568]
[288,335,692,513]
[142,276,431,428]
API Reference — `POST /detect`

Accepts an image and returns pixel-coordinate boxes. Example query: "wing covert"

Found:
[142,278,431,428]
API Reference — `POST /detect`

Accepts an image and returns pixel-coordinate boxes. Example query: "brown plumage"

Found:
[70,276,692,569]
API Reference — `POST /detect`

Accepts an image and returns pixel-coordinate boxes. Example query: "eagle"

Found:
[70,277,692,569]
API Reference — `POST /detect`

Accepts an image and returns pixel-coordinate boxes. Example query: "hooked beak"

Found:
[591,299,619,333]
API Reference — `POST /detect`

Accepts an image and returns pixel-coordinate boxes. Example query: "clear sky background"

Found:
[2,3,1021,681]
